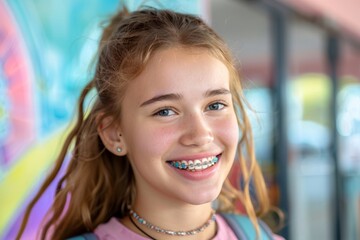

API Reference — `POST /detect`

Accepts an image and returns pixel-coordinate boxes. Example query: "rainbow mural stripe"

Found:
[0,1,204,239]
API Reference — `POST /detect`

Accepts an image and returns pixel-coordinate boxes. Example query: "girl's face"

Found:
[120,47,239,206]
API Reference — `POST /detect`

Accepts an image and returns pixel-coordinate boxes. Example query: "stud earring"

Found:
[116,147,122,153]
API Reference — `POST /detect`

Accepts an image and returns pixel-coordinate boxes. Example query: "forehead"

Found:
[150,47,225,68]
[122,47,230,105]
[144,47,228,82]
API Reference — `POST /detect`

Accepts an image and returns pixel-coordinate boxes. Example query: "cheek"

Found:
[214,116,239,148]
[126,122,178,157]
[146,127,177,151]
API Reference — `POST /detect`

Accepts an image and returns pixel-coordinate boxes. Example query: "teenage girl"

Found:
[17,7,283,240]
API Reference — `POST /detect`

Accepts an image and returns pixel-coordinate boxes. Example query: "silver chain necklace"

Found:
[129,209,216,236]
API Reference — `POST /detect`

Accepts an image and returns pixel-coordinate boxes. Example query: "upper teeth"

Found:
[170,156,219,171]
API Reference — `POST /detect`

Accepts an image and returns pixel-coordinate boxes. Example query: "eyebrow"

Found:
[140,93,182,107]
[204,88,231,97]
[140,88,231,107]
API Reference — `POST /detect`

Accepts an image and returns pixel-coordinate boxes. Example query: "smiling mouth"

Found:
[167,155,220,171]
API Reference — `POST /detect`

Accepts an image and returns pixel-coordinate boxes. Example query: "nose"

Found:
[179,113,214,147]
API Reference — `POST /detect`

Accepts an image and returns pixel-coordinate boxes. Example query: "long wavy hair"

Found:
[16,7,270,240]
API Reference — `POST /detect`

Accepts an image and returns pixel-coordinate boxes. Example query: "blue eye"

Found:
[154,108,175,116]
[207,102,225,111]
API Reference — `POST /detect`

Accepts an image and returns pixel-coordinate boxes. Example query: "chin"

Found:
[182,187,222,205]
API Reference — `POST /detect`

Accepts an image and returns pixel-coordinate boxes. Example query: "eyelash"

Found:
[153,101,227,117]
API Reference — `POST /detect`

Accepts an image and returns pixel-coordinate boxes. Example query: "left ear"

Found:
[97,115,127,156]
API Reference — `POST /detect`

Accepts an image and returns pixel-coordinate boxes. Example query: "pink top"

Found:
[94,215,285,240]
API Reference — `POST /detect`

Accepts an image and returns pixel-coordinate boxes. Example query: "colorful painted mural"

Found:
[0,1,36,168]
[0,1,205,239]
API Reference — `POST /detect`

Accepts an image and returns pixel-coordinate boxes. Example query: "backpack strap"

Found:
[67,233,98,240]
[220,213,274,240]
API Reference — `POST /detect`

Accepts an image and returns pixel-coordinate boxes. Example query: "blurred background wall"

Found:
[1,0,359,239]
[210,1,360,240]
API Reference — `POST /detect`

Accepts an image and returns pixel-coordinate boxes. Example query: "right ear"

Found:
[96,114,127,156]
